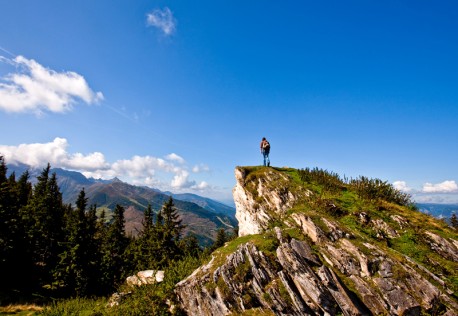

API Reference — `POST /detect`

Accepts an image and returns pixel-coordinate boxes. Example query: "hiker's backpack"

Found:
[263,141,270,151]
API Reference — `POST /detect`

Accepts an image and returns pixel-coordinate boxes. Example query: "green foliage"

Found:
[450,213,458,228]
[298,167,345,193]
[217,276,231,300]
[349,176,414,207]
[108,284,175,316]
[205,281,217,297]
[178,234,201,257]
[211,228,228,251]
[39,297,107,316]
[0,157,30,292]
[0,158,207,314]
[277,281,293,306]
[100,204,130,291]
[234,257,252,283]
[152,197,187,268]
[235,309,275,316]
[297,167,414,211]
[54,189,103,296]
[262,292,272,304]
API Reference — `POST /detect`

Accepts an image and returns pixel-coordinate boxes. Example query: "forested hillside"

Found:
[0,156,234,307]
[6,164,237,246]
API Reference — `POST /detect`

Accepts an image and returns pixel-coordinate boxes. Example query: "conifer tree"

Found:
[56,189,95,295]
[0,157,17,290]
[156,197,185,267]
[0,157,12,254]
[451,213,458,229]
[133,204,160,271]
[16,170,32,208]
[100,204,129,291]
[10,170,34,291]
[212,228,228,250]
[85,204,102,294]
[24,164,65,288]
[0,159,35,292]
[179,234,201,257]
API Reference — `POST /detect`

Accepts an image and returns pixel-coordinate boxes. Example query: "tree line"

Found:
[0,156,232,301]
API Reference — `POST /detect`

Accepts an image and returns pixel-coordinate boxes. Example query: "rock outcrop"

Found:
[233,167,310,236]
[126,270,165,287]
[175,167,458,315]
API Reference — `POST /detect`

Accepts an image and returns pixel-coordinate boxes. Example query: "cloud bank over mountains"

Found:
[0,138,211,194]
[394,179,458,204]
[422,181,458,193]
[0,55,103,115]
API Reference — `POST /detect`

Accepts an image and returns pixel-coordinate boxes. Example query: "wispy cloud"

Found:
[422,180,458,193]
[0,138,210,193]
[146,7,176,36]
[0,55,103,115]
[166,153,185,164]
[192,164,210,173]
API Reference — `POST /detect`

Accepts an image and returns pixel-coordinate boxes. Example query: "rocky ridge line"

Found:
[175,167,458,315]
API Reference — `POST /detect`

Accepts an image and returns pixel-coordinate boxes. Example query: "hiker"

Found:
[260,137,270,167]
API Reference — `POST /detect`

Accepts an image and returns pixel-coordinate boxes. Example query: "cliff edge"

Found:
[176,166,458,315]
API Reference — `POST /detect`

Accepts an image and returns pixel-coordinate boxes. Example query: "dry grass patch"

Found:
[0,304,43,315]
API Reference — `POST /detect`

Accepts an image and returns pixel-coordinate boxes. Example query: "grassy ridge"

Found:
[238,166,458,295]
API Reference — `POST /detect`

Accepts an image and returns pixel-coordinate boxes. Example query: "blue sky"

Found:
[0,1,457,205]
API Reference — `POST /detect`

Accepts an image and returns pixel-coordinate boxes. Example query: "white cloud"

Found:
[146,7,176,35]
[192,181,209,190]
[393,181,412,192]
[192,164,210,173]
[171,170,196,189]
[166,153,185,164]
[0,55,103,115]
[0,137,108,170]
[0,138,214,195]
[422,180,458,193]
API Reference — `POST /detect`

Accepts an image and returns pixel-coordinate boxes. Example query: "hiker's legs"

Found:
[263,152,270,166]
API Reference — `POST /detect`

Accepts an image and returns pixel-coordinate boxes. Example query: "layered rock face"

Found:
[176,167,458,315]
[233,167,310,236]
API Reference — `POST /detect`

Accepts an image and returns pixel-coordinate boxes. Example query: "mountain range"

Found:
[417,203,458,220]
[6,163,237,246]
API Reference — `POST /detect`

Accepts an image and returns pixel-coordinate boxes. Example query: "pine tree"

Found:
[156,197,186,267]
[24,164,65,288]
[16,170,32,208]
[143,203,155,236]
[133,204,161,271]
[0,158,33,291]
[85,204,102,295]
[0,157,17,290]
[11,170,34,292]
[56,189,96,295]
[212,228,228,250]
[179,234,201,257]
[100,204,129,291]
[451,213,458,229]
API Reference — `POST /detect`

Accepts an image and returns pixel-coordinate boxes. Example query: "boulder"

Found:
[126,270,165,287]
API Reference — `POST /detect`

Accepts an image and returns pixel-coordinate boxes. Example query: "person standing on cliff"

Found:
[260,137,270,167]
